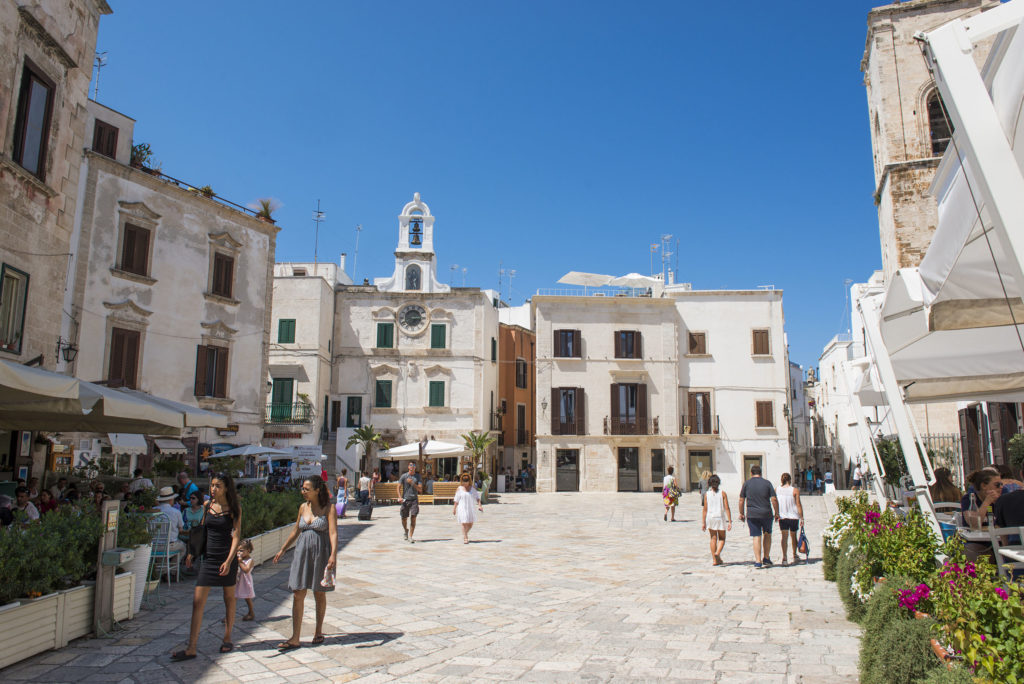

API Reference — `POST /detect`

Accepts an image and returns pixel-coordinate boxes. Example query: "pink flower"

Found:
[995,587,1009,600]
[980,635,986,641]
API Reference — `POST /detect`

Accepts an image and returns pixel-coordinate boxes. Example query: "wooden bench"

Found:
[374,482,401,504]
[417,495,434,505]
[432,482,460,504]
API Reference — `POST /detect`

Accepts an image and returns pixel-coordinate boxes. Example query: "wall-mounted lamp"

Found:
[56,337,78,363]
[540,398,548,413]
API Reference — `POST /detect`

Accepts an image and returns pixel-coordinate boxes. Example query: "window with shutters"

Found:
[686,391,713,434]
[614,330,642,359]
[376,322,394,349]
[491,337,497,361]
[515,358,528,389]
[92,120,118,158]
[752,329,771,356]
[428,380,445,407]
[119,224,151,277]
[108,327,141,389]
[551,387,585,435]
[554,329,581,358]
[194,344,229,398]
[211,253,234,298]
[0,264,29,354]
[374,380,392,408]
[610,383,648,435]
[278,319,296,344]
[927,89,953,156]
[430,323,446,349]
[12,60,55,180]
[755,400,774,428]
[688,332,707,355]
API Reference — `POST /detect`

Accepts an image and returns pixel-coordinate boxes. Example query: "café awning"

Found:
[378,440,465,460]
[116,389,227,428]
[154,439,188,455]
[108,433,148,455]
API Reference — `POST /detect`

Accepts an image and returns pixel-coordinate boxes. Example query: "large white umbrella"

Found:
[378,440,465,460]
[557,271,614,287]
[117,389,228,428]
[609,272,661,288]
[207,444,290,459]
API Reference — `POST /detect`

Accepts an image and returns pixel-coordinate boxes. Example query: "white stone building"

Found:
[63,100,278,473]
[332,194,500,476]
[533,284,791,495]
[788,360,812,473]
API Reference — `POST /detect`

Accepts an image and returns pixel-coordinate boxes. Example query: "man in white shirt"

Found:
[853,463,864,491]
[153,487,186,552]
[129,468,154,494]
[14,486,40,520]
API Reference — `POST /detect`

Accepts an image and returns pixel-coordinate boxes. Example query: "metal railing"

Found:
[604,417,658,435]
[681,414,719,435]
[552,421,582,436]
[265,402,313,424]
[490,414,503,431]
[535,287,656,298]
[133,166,273,223]
[516,429,530,445]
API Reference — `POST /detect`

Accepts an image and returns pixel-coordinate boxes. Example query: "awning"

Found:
[268,364,310,382]
[154,439,188,455]
[379,440,465,460]
[108,433,148,455]
[116,389,228,428]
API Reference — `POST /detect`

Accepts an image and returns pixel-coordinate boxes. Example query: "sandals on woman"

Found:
[219,642,233,653]
[312,634,325,645]
[277,641,301,652]
[170,650,196,661]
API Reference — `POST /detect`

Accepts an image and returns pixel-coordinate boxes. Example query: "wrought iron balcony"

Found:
[265,402,313,424]
[681,414,719,435]
[516,429,531,445]
[552,420,582,436]
[604,417,658,435]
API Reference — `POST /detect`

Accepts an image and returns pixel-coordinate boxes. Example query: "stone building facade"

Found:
[497,320,536,476]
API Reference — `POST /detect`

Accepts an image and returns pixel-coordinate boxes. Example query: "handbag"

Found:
[797,523,810,556]
[188,503,209,558]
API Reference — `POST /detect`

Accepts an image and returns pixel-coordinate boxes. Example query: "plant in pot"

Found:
[130,142,152,169]
[198,184,215,198]
[250,197,281,223]
[118,507,155,614]
[1008,433,1024,473]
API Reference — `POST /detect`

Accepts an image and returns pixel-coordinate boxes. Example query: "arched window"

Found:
[927,90,953,155]
[405,264,421,291]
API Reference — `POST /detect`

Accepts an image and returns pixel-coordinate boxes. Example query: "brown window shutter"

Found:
[688,392,697,422]
[576,388,586,435]
[135,228,150,276]
[573,330,581,357]
[613,332,622,358]
[637,384,648,427]
[214,347,229,398]
[701,392,711,428]
[122,229,136,272]
[610,384,620,422]
[109,328,125,385]
[224,258,234,297]
[635,331,643,359]
[550,387,560,435]
[753,330,769,355]
[553,330,561,357]
[194,345,208,395]
[688,332,696,353]
[123,330,140,389]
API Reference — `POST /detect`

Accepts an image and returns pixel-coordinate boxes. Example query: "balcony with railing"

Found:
[551,421,581,436]
[681,414,719,436]
[516,428,531,445]
[604,416,659,435]
[490,414,503,431]
[265,402,314,424]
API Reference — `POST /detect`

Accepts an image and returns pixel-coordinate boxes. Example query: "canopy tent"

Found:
[557,271,614,287]
[208,444,290,459]
[0,359,81,414]
[378,440,465,460]
[107,433,148,455]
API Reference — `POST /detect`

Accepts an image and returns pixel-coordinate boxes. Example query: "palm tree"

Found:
[346,425,387,474]
[461,430,497,484]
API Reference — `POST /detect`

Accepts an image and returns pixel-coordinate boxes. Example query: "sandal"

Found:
[312,634,325,645]
[170,650,196,661]
[219,642,233,653]
[242,614,255,621]
[277,641,301,652]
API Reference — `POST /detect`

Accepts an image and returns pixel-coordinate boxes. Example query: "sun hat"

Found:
[155,486,176,502]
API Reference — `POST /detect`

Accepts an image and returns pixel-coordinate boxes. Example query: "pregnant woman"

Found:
[274,477,338,650]
[171,473,242,660]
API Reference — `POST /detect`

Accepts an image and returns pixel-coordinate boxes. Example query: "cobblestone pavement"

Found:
[2,492,859,683]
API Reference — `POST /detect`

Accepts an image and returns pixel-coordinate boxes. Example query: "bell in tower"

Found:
[410,218,422,246]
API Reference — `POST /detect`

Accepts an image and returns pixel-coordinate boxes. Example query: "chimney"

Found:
[339,253,346,270]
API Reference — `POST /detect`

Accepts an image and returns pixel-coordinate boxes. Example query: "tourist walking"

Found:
[399,462,423,543]
[738,465,780,569]
[777,473,804,565]
[805,467,814,495]
[852,463,863,491]
[698,470,711,506]
[171,473,242,661]
[336,468,349,517]
[358,470,372,505]
[662,466,680,521]
[235,539,256,621]
[453,472,483,543]
[274,477,338,650]
[823,467,835,494]
[701,474,732,565]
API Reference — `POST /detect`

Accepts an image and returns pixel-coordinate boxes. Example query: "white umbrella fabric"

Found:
[557,271,614,287]
[208,444,291,459]
[116,389,228,428]
[378,440,465,460]
[608,273,661,288]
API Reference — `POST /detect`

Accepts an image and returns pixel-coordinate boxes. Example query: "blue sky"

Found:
[94,1,888,371]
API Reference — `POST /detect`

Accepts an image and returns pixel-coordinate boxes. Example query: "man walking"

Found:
[399,462,423,543]
[738,465,780,569]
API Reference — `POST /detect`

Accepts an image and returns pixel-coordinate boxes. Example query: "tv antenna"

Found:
[352,224,362,279]
[660,234,674,284]
[92,51,107,100]
[461,267,467,286]
[450,264,458,286]
[312,200,326,272]
[650,243,659,276]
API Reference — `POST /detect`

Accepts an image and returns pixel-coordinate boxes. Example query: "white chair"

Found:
[987,525,1024,580]
[148,513,184,586]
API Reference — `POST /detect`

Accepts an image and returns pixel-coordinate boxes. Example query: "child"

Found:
[701,474,732,566]
[236,539,256,621]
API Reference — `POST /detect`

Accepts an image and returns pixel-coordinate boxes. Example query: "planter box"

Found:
[0,572,134,670]
[251,525,291,566]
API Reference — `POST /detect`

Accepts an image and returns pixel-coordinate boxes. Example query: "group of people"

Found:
[0,472,152,525]
[927,463,1024,561]
[662,465,805,568]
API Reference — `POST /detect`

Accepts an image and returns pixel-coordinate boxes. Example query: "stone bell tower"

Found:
[374,193,450,294]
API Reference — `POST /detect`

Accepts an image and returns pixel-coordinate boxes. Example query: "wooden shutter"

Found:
[637,383,648,430]
[222,256,234,297]
[551,387,560,435]
[756,401,773,427]
[610,384,620,422]
[123,329,139,389]
[753,330,770,355]
[134,227,150,275]
[700,392,711,430]
[575,388,586,436]
[108,329,125,386]
[573,330,581,357]
[688,392,697,427]
[194,345,208,395]
[635,331,643,359]
[614,331,622,358]
[214,347,229,398]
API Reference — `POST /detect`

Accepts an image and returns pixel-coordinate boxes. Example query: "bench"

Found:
[417,495,434,505]
[374,482,401,504]
[432,482,460,504]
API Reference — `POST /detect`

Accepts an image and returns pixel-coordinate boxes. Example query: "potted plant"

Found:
[198,185,215,198]
[130,142,152,169]
[118,495,155,615]
[251,197,280,223]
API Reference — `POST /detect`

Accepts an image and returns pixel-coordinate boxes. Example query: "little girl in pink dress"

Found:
[235,539,256,620]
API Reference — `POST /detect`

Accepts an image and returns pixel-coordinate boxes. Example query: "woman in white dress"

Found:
[452,473,483,544]
[701,474,732,566]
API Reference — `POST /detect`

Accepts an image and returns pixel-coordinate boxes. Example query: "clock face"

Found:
[399,304,427,331]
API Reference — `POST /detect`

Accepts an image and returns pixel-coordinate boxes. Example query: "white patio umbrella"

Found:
[117,388,228,428]
[378,440,465,460]
[608,272,661,288]
[207,444,290,459]
[556,271,614,287]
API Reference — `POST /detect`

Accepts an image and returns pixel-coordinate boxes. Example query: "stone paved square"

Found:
[2,493,858,682]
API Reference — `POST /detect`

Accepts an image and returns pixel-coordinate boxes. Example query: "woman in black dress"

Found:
[171,473,242,660]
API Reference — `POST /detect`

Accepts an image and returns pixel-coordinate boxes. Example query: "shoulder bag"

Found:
[188,502,209,558]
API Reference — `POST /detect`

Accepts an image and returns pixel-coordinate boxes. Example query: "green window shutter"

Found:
[376,322,394,348]
[491,337,497,361]
[429,381,445,407]
[431,324,446,349]
[375,380,392,408]
[278,319,295,343]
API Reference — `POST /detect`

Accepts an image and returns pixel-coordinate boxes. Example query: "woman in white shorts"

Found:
[701,474,732,566]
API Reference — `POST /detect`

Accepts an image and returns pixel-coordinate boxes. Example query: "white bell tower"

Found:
[374,193,450,293]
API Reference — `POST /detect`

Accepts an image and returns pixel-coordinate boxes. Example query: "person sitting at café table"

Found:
[994,463,1023,494]
[0,494,13,527]
[50,477,68,501]
[92,488,110,512]
[154,486,187,553]
[929,467,962,504]
[961,467,1001,525]
[177,471,200,505]
[64,482,80,502]
[27,476,40,500]
[36,488,58,515]
[130,468,154,494]
[14,486,40,520]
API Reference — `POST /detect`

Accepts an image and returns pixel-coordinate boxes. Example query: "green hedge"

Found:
[836,545,867,623]
[239,487,304,539]
[916,665,975,684]
[861,615,942,684]
[823,544,838,582]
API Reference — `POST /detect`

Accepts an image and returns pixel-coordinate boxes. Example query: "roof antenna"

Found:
[312,200,326,273]
[352,224,362,280]
[92,51,107,100]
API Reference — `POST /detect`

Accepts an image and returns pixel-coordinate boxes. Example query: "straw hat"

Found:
[155,486,176,502]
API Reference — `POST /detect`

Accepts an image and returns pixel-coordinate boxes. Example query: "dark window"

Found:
[428,380,445,407]
[551,387,586,435]
[688,332,706,355]
[430,323,446,349]
[374,380,392,408]
[554,329,582,358]
[756,401,774,428]
[651,449,666,481]
[686,391,712,434]
[927,90,953,156]
[278,319,296,344]
[346,396,362,427]
[12,61,54,179]
[406,264,421,290]
[120,224,151,276]
[194,344,229,398]
[614,330,642,359]
[109,327,141,389]
[376,322,394,348]
[515,358,528,388]
[752,329,770,355]
[0,264,30,354]
[491,337,497,361]
[610,382,648,435]
[211,253,234,298]
[92,120,118,158]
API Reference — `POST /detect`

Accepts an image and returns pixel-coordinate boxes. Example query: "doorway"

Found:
[617,447,639,492]
[688,449,713,490]
[270,378,293,422]
[743,454,763,481]
[556,449,579,491]
[651,449,665,490]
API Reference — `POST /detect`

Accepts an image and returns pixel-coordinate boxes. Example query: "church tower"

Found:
[374,192,450,294]
[862,0,998,281]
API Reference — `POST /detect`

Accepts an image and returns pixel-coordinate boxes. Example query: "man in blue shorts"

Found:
[738,465,780,569]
